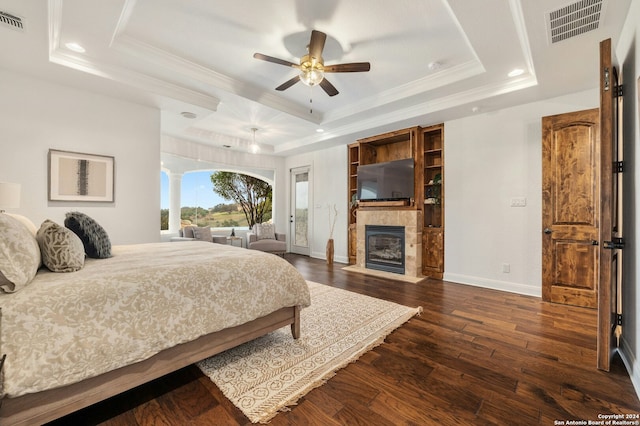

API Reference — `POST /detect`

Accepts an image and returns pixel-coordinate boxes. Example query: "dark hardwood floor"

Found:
[49,255,640,425]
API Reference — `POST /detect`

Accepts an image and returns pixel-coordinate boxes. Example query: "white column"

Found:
[169,172,183,233]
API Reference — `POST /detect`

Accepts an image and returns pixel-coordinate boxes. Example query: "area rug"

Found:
[197,281,421,423]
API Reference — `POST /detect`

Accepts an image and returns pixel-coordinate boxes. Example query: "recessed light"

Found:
[180,111,197,119]
[316,128,324,133]
[65,42,85,53]
[508,68,524,77]
[222,145,231,148]
[428,61,442,71]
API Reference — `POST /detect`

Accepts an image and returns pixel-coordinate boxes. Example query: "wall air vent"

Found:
[547,0,603,44]
[0,10,24,32]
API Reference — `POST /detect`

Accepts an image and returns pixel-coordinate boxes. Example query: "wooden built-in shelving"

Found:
[347,124,444,278]
[421,124,444,279]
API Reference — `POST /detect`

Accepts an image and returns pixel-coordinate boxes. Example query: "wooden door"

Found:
[597,38,623,372]
[542,108,600,308]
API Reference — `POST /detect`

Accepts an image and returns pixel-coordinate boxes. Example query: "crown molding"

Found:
[274,73,538,154]
[48,0,220,111]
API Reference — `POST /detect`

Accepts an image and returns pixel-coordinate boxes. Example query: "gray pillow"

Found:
[36,220,85,272]
[193,226,212,242]
[64,211,112,259]
[0,214,41,293]
[182,226,196,238]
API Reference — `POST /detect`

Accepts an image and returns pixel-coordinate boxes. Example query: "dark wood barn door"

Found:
[597,38,624,372]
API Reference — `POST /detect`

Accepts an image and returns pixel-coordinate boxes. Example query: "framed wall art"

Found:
[48,149,115,202]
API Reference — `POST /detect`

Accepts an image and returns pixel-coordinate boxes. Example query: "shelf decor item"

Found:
[48,149,114,202]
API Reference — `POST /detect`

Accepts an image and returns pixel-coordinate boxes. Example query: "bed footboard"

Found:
[0,305,301,426]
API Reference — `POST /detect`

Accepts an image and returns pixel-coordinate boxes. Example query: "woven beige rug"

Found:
[197,281,421,423]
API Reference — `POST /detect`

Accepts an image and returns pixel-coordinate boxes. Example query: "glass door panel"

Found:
[290,167,310,255]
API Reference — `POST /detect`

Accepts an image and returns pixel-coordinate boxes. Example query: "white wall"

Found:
[0,69,161,244]
[615,0,640,398]
[284,92,598,278]
[285,145,349,263]
[444,90,598,296]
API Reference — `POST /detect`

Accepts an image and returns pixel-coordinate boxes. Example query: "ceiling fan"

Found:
[253,30,370,97]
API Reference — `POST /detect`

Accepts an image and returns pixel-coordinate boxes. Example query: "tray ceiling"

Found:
[0,0,631,157]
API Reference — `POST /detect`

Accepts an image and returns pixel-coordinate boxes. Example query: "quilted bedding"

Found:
[0,241,310,398]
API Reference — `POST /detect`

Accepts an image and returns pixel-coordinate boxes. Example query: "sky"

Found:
[160,170,230,209]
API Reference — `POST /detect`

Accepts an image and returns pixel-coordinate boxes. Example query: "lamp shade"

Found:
[0,182,21,210]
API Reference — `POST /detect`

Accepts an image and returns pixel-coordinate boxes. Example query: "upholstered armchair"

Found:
[247,223,286,256]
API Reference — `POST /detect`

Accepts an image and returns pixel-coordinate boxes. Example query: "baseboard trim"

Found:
[619,336,640,402]
[443,272,541,297]
[310,251,348,265]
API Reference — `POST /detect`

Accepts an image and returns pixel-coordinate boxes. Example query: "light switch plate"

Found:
[510,197,527,207]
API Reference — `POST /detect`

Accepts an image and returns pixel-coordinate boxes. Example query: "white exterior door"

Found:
[290,167,310,256]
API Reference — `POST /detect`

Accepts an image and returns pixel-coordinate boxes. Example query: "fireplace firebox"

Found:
[365,225,405,274]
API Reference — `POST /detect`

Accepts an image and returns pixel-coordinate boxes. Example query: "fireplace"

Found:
[365,225,405,274]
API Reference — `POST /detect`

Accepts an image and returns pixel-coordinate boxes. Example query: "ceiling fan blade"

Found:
[320,78,339,97]
[253,53,299,68]
[275,75,301,91]
[308,30,327,60]
[324,62,371,73]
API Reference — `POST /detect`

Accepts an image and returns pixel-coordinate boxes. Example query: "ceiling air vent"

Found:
[0,10,24,32]
[547,0,603,44]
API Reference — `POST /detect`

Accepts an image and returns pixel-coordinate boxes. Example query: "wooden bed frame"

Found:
[0,305,301,426]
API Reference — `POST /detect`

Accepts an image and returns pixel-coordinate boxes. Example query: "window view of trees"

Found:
[160,171,272,230]
[210,172,272,229]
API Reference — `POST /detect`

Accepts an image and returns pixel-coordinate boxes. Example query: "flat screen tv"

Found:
[357,158,414,202]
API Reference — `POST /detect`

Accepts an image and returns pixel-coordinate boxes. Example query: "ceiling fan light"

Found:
[300,69,324,86]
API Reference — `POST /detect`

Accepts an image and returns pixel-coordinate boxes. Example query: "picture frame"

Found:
[48,149,115,202]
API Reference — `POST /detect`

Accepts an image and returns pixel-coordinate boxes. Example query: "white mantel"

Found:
[356,210,423,278]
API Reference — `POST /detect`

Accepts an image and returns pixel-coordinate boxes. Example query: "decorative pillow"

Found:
[64,211,112,258]
[0,214,41,293]
[255,222,275,240]
[193,226,212,242]
[182,226,196,238]
[36,220,85,272]
[6,213,38,236]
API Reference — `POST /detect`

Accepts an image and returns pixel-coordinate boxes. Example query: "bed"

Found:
[0,222,311,426]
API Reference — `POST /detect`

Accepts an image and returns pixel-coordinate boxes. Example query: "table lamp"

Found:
[0,182,21,213]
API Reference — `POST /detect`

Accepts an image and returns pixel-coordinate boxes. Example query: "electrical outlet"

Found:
[510,197,527,207]
[502,263,510,273]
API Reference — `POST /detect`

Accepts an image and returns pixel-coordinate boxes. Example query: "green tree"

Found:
[160,209,169,230]
[212,203,237,214]
[210,172,272,228]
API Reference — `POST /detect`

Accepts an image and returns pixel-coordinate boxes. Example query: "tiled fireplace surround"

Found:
[356,210,422,278]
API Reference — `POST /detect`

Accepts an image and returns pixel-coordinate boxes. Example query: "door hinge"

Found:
[603,237,625,250]
[615,84,624,98]
[613,161,624,173]
[617,314,623,326]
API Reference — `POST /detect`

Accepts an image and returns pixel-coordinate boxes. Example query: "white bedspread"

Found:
[0,242,310,398]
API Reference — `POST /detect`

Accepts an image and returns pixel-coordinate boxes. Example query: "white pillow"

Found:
[255,223,276,240]
[0,214,41,293]
[6,213,37,236]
